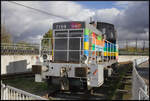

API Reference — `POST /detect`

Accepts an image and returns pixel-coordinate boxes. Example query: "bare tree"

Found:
[1,24,12,43]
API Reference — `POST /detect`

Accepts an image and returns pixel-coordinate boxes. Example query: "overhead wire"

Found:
[7,1,144,19]
[5,1,147,21]
[7,1,70,20]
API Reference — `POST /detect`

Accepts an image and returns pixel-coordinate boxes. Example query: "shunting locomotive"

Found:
[32,21,119,91]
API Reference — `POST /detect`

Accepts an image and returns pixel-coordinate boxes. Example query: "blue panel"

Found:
[84,35,89,42]
[105,42,107,47]
[111,44,114,47]
[106,43,112,48]
[84,38,89,42]
[84,35,89,38]
[84,50,89,56]
[108,43,110,47]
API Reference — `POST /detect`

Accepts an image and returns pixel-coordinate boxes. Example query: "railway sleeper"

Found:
[116,89,129,94]
[122,76,132,80]
[49,88,105,100]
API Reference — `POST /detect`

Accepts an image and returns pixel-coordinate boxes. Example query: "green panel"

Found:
[108,47,111,52]
[84,28,89,35]
[92,44,95,50]
[110,48,115,52]
[114,48,118,52]
[103,47,107,51]
[104,47,110,52]
[104,48,115,52]
[89,29,92,33]
[116,49,118,52]
[97,36,102,40]
[111,48,113,52]
[104,48,118,52]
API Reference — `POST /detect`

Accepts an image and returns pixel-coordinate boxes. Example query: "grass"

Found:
[119,47,149,56]
[2,77,49,96]
[2,62,133,100]
[122,84,132,100]
[107,62,133,100]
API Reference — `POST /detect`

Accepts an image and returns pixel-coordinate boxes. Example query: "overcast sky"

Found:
[1,1,149,44]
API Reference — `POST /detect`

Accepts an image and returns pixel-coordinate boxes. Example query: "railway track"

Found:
[1,72,35,80]
[50,91,105,100]
[47,89,106,100]
[46,81,108,100]
[2,62,133,100]
[45,63,133,100]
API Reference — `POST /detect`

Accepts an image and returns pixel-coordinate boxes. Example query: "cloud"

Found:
[71,9,95,21]
[92,1,149,41]
[49,1,82,18]
[94,8,120,23]
[1,1,96,43]
[1,1,149,44]
[114,2,149,40]
[27,35,43,44]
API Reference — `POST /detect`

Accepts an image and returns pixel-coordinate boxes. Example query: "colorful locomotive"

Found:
[32,21,118,91]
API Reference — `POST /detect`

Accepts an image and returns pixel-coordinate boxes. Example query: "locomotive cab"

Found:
[32,21,118,91]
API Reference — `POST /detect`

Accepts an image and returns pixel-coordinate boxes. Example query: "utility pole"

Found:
[126,40,128,51]
[136,38,137,52]
[143,40,145,52]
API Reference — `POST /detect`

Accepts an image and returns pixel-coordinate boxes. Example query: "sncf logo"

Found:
[70,22,82,29]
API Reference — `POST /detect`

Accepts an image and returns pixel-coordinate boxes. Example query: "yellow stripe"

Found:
[104,52,107,56]
[104,52,111,56]
[104,52,117,56]
[84,42,89,50]
[111,53,114,56]
[115,52,118,56]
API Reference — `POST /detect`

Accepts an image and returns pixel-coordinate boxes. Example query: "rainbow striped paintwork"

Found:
[83,28,118,59]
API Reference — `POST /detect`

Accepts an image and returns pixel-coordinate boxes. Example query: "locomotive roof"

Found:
[97,21,115,27]
[53,21,84,24]
[53,21,103,36]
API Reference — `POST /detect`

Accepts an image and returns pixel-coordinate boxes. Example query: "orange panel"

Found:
[92,51,95,55]
[99,40,102,46]
[96,39,99,45]
[102,39,105,47]
[92,37,96,44]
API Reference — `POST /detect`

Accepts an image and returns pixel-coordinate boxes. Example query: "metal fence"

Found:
[1,43,40,55]
[118,40,149,55]
[1,81,48,100]
[132,57,149,100]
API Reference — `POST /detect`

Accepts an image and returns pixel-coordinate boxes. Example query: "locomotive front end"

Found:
[38,21,92,90]
[33,21,118,91]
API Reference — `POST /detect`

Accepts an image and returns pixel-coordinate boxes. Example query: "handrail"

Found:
[132,57,149,100]
[139,88,149,100]
[1,82,48,100]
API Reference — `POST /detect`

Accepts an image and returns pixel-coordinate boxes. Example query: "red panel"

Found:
[92,32,96,38]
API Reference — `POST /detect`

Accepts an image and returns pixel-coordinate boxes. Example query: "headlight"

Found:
[43,54,47,60]
[81,55,88,64]
[42,65,49,72]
